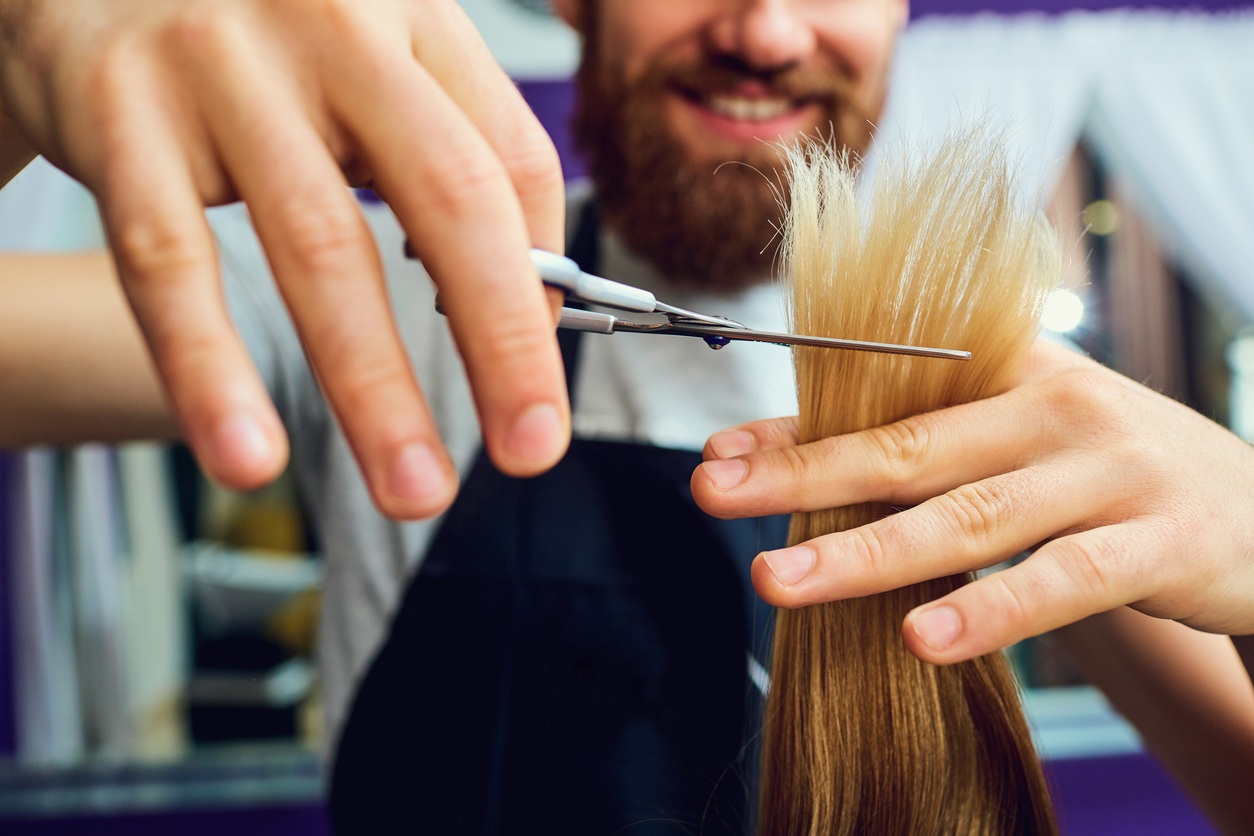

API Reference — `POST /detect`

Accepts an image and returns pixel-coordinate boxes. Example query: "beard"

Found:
[574,33,881,291]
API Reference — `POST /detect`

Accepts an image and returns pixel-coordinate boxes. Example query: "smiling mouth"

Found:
[706,94,800,121]
[680,88,814,122]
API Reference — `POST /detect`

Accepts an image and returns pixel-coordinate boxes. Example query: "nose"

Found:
[708,0,818,72]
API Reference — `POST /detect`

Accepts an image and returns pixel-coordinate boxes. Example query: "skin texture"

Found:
[3,0,1254,820]
[0,0,905,512]
[0,0,570,518]
[0,0,903,516]
[692,340,1254,657]
[557,0,903,172]
[694,338,1254,826]
[571,0,884,289]
[0,252,176,446]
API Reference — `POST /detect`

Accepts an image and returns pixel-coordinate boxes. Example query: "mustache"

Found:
[630,54,858,107]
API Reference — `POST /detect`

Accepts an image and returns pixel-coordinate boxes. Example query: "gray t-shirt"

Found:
[209,188,798,751]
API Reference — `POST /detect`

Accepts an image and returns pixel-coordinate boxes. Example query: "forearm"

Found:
[0,252,179,447]
[1055,608,1254,832]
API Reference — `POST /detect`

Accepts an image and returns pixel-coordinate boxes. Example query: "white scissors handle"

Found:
[529,250,657,313]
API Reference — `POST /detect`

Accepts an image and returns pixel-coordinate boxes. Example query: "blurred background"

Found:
[0,0,1252,833]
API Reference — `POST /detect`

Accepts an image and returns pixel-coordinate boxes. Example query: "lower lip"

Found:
[676,93,822,144]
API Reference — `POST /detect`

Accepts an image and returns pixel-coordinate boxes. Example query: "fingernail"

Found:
[506,403,564,466]
[709,430,754,459]
[911,606,962,651]
[214,413,271,472]
[702,458,747,491]
[389,443,448,507]
[763,545,815,586]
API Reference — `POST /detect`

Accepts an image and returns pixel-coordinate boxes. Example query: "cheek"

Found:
[812,2,900,83]
[599,0,714,83]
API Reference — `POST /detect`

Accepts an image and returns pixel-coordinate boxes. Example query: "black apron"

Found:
[329,204,788,835]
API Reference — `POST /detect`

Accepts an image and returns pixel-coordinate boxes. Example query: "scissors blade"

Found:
[725,328,971,360]
[607,319,971,361]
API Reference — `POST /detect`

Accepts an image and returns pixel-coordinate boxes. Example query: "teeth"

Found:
[704,95,795,122]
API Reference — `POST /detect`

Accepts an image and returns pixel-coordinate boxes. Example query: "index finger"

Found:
[90,57,288,490]
[405,0,566,255]
[698,339,1089,464]
[326,40,568,476]
[693,386,1055,520]
[692,343,1094,519]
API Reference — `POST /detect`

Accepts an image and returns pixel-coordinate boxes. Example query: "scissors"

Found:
[529,250,970,361]
[416,244,970,361]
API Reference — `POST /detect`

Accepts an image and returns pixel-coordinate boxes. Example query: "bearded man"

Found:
[0,0,907,831]
[324,3,905,831]
[9,0,1254,832]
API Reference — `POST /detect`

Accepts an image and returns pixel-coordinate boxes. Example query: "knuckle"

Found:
[1052,537,1119,603]
[272,190,368,276]
[14,10,66,76]
[306,0,385,54]
[772,415,801,447]
[1044,368,1134,442]
[308,0,363,30]
[155,327,224,374]
[329,357,416,436]
[80,36,140,107]
[773,441,838,509]
[847,525,891,581]
[937,482,1009,544]
[866,416,932,492]
[498,130,564,200]
[778,444,813,487]
[464,310,557,378]
[112,216,207,286]
[161,6,244,57]
[988,572,1034,632]
[422,149,510,222]
[129,300,235,380]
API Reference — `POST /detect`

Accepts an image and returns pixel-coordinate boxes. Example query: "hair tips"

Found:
[758,121,1061,836]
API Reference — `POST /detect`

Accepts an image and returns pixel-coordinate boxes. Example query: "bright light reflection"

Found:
[1042,289,1084,333]
[1228,334,1254,442]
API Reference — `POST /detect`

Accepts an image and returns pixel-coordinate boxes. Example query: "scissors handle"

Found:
[530,249,658,313]
[558,306,617,334]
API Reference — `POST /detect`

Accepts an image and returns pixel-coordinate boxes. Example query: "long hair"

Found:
[758,125,1061,835]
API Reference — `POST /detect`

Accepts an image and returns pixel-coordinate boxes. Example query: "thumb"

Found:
[902,522,1157,664]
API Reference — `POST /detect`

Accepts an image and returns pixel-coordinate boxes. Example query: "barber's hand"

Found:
[692,340,1254,664]
[0,0,568,517]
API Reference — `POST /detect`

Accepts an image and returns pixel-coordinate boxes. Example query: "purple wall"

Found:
[1049,754,1218,835]
[519,80,587,182]
[911,0,1252,16]
[517,80,586,183]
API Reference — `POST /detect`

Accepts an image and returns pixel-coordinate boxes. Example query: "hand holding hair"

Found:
[0,0,569,519]
[725,125,1062,834]
[694,338,1254,665]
